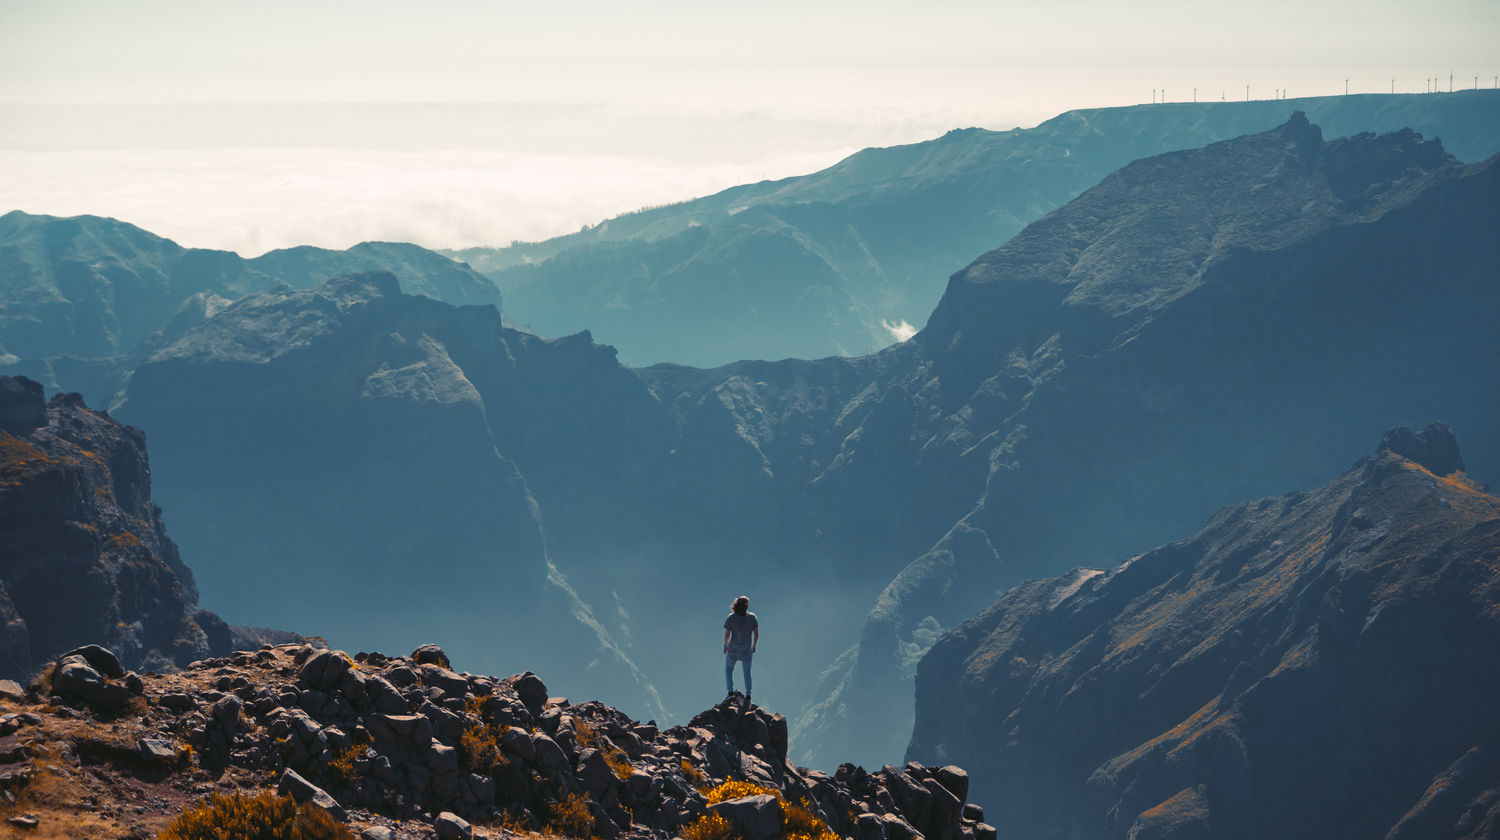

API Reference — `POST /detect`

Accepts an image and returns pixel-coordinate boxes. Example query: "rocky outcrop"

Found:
[0,641,991,840]
[0,374,237,679]
[907,424,1500,840]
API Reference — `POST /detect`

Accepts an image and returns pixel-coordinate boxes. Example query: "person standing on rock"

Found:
[723,595,759,702]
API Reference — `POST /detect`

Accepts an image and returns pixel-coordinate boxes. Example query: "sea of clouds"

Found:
[1,102,1018,256]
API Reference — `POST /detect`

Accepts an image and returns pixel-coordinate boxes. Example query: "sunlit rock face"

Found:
[909,423,1500,840]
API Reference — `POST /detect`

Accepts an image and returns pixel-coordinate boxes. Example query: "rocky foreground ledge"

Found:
[0,641,991,840]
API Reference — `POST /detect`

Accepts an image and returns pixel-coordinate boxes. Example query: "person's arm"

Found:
[724,627,731,654]
[751,625,759,653]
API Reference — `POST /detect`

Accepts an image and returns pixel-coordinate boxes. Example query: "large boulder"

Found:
[708,794,785,840]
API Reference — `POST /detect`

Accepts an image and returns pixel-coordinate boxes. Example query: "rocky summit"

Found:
[0,641,989,840]
[908,423,1500,840]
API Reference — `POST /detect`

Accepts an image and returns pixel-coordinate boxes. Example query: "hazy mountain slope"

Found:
[908,424,1500,840]
[113,273,665,721]
[789,116,1500,768]
[0,211,498,405]
[455,92,1500,366]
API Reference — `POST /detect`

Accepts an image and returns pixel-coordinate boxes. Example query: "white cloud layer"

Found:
[0,144,856,256]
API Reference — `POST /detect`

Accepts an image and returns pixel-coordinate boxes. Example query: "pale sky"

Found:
[2,0,1496,254]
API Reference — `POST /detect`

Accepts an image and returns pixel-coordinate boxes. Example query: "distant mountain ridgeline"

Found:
[908,424,1500,839]
[449,92,1500,367]
[0,210,499,404]
[88,115,1500,775]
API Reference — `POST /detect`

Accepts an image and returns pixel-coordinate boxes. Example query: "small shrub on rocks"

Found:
[681,811,734,840]
[547,791,596,839]
[699,779,838,840]
[459,695,509,773]
[702,779,774,804]
[157,790,356,840]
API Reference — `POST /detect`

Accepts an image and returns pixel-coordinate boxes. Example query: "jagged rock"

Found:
[277,768,347,822]
[531,732,569,774]
[360,828,395,840]
[0,680,23,703]
[211,694,242,733]
[427,740,458,775]
[880,813,921,840]
[935,766,969,804]
[433,811,472,840]
[51,654,131,711]
[298,649,351,691]
[138,739,176,764]
[368,714,433,751]
[509,671,548,712]
[709,794,784,840]
[576,748,614,799]
[365,675,407,715]
[501,726,536,762]
[420,664,469,699]
[854,812,888,840]
[58,645,124,679]
[1379,422,1465,476]
[411,644,451,669]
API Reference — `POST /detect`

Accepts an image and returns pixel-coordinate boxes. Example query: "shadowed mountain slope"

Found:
[908,423,1500,840]
[454,92,1500,366]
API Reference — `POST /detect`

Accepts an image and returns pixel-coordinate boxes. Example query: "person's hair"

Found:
[732,595,749,615]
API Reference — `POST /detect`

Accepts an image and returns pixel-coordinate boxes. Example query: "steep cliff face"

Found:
[908,424,1500,840]
[0,374,220,678]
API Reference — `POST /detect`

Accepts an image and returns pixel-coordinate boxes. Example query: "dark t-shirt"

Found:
[724,611,759,653]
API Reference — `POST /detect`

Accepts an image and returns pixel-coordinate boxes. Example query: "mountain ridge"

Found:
[453,92,1500,367]
[907,423,1500,839]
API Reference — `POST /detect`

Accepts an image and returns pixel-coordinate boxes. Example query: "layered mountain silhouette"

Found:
[452,92,1500,366]
[86,115,1498,773]
[908,423,1500,840]
[0,210,499,404]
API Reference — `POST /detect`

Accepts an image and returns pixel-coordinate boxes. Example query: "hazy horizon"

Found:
[3,0,1497,255]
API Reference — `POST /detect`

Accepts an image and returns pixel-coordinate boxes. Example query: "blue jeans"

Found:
[725,649,753,694]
